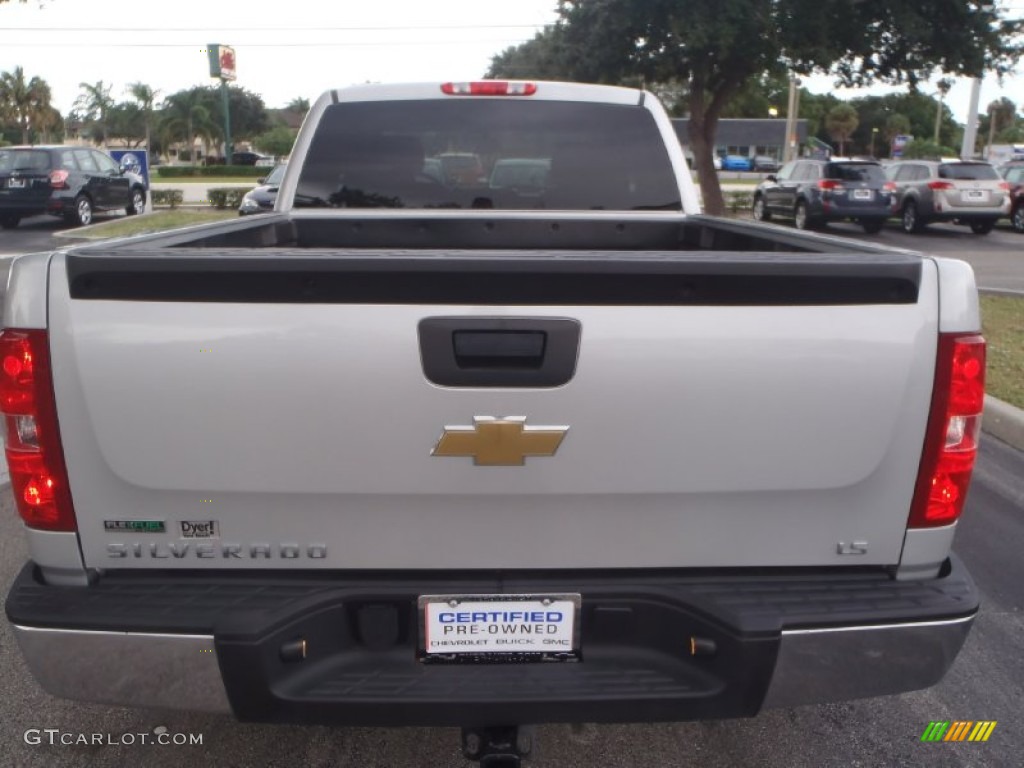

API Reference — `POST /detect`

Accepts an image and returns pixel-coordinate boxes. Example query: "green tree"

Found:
[721,68,790,119]
[487,27,571,80]
[254,125,297,157]
[286,97,310,113]
[825,104,859,155]
[107,103,146,147]
[0,66,53,144]
[73,80,114,146]
[799,90,842,144]
[494,0,1023,215]
[127,82,159,150]
[159,89,221,163]
[901,139,957,159]
[216,86,269,144]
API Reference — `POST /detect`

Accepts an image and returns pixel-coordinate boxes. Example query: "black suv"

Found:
[0,146,148,228]
[752,159,894,233]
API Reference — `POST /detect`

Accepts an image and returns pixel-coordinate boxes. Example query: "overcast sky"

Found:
[1,0,1021,127]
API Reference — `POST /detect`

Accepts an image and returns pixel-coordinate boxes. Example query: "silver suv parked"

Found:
[886,160,1011,235]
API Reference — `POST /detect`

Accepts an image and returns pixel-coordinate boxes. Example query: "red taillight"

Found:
[49,169,69,189]
[928,180,954,190]
[883,182,897,192]
[908,334,986,529]
[818,179,843,191]
[0,329,76,531]
[998,181,1011,192]
[441,81,537,96]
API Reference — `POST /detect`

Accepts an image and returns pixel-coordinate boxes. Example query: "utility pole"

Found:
[934,79,952,145]
[960,77,983,159]
[783,76,802,163]
[220,80,232,164]
[208,44,236,163]
[986,102,997,160]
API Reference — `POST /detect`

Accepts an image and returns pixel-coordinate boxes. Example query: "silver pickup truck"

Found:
[3,81,984,765]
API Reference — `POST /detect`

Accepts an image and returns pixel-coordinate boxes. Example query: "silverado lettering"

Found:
[106,543,328,559]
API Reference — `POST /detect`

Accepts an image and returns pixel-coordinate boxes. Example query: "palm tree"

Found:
[825,104,859,156]
[73,80,114,147]
[0,66,54,144]
[127,82,159,150]
[160,89,221,163]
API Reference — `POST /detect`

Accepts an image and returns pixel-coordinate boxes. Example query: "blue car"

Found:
[721,155,753,171]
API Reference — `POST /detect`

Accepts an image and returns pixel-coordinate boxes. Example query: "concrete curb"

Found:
[50,208,232,241]
[983,395,1024,452]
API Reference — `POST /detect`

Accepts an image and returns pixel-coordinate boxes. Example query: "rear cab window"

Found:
[294,99,681,211]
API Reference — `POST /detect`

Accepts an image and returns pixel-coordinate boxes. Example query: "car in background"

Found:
[997,158,1024,174]
[0,145,147,228]
[752,158,893,233]
[752,155,780,173]
[238,163,286,215]
[231,151,273,167]
[437,153,485,185]
[720,155,752,171]
[886,159,1011,235]
[1000,163,1024,233]
[488,158,551,192]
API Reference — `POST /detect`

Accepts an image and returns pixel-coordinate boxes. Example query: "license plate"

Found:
[853,189,873,200]
[419,593,580,660]
[962,190,988,202]
[7,178,25,189]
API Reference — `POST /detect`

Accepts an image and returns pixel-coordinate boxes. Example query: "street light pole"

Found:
[870,127,879,158]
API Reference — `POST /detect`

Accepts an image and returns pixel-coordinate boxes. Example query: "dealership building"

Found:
[673,118,809,161]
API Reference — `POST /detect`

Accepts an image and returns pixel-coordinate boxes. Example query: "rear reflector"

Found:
[0,329,77,531]
[908,333,985,529]
[441,81,537,96]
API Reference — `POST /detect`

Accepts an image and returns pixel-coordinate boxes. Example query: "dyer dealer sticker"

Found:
[420,594,580,656]
[179,520,219,539]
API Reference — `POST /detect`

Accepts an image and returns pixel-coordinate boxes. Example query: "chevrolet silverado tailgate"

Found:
[48,243,937,570]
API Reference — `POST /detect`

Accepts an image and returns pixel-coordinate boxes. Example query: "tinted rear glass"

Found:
[295,100,681,211]
[938,163,1000,181]
[825,163,885,183]
[0,149,51,173]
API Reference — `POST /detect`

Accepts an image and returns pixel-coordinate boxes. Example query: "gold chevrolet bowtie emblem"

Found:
[432,417,568,466]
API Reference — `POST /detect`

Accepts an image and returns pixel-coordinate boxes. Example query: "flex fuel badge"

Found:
[104,520,166,533]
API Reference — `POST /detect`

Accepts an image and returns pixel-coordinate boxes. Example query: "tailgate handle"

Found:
[419,317,580,388]
[452,330,545,369]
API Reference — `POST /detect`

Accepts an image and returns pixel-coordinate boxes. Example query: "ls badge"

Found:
[432,417,568,466]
